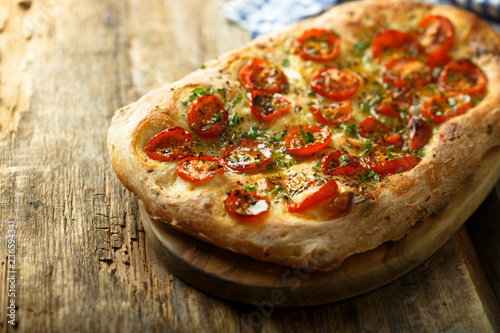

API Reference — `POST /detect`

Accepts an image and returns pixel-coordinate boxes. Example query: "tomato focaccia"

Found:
[108,0,500,270]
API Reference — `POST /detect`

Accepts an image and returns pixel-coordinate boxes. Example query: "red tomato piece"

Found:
[406,116,432,151]
[321,150,364,176]
[221,140,272,173]
[369,155,420,176]
[238,57,288,94]
[247,90,291,121]
[376,88,412,117]
[310,100,353,125]
[176,156,225,182]
[425,49,452,68]
[382,58,432,89]
[371,29,419,59]
[418,15,454,66]
[439,59,487,96]
[294,28,341,62]
[188,94,227,139]
[358,116,402,146]
[310,68,360,101]
[286,178,339,213]
[145,126,195,162]
[421,93,473,124]
[284,125,332,156]
[224,189,269,220]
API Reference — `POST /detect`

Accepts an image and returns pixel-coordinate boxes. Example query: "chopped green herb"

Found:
[192,125,199,141]
[338,154,350,166]
[200,64,206,69]
[247,126,259,139]
[228,113,240,127]
[447,97,457,107]
[189,87,214,101]
[342,123,357,136]
[282,58,290,67]
[298,126,314,144]
[353,41,371,56]
[357,172,368,182]
[244,185,256,192]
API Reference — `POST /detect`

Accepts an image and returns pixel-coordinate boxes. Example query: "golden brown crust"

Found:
[107,0,500,270]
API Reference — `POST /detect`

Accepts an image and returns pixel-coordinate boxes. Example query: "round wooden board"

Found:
[141,147,500,307]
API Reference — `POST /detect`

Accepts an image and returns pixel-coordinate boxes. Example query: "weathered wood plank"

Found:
[0,0,498,332]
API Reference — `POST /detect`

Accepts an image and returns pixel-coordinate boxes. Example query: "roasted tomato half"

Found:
[418,14,454,67]
[321,150,364,176]
[224,189,270,220]
[238,57,288,94]
[188,94,227,139]
[406,116,432,151]
[221,140,272,173]
[310,100,353,125]
[421,93,473,124]
[247,90,291,121]
[438,59,487,96]
[358,116,402,146]
[371,29,419,59]
[286,178,339,213]
[375,87,412,117]
[382,58,432,89]
[310,68,360,101]
[176,156,225,182]
[294,28,341,62]
[369,155,420,176]
[145,126,195,162]
[284,125,332,156]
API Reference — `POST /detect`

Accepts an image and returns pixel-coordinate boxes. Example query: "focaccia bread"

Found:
[107,0,500,270]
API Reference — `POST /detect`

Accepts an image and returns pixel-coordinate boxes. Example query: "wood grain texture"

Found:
[0,0,498,332]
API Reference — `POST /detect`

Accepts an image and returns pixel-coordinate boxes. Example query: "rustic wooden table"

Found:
[0,0,499,332]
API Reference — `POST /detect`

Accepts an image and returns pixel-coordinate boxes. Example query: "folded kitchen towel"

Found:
[221,0,500,37]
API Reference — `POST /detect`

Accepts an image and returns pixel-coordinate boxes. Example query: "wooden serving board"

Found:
[141,146,500,307]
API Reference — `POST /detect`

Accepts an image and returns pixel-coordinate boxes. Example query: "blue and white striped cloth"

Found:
[221,0,500,37]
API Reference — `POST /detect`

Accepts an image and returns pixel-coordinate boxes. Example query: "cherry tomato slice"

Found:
[188,94,227,139]
[176,156,225,182]
[310,68,360,101]
[425,50,452,68]
[145,126,195,162]
[421,93,473,124]
[294,28,341,62]
[238,57,288,94]
[376,88,412,117]
[224,189,269,220]
[438,59,487,96]
[310,100,353,125]
[418,15,454,58]
[284,125,332,156]
[382,58,432,89]
[371,29,418,59]
[358,116,402,146]
[247,90,291,121]
[221,140,272,173]
[369,155,420,176]
[286,178,339,213]
[406,116,432,151]
[321,150,364,176]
